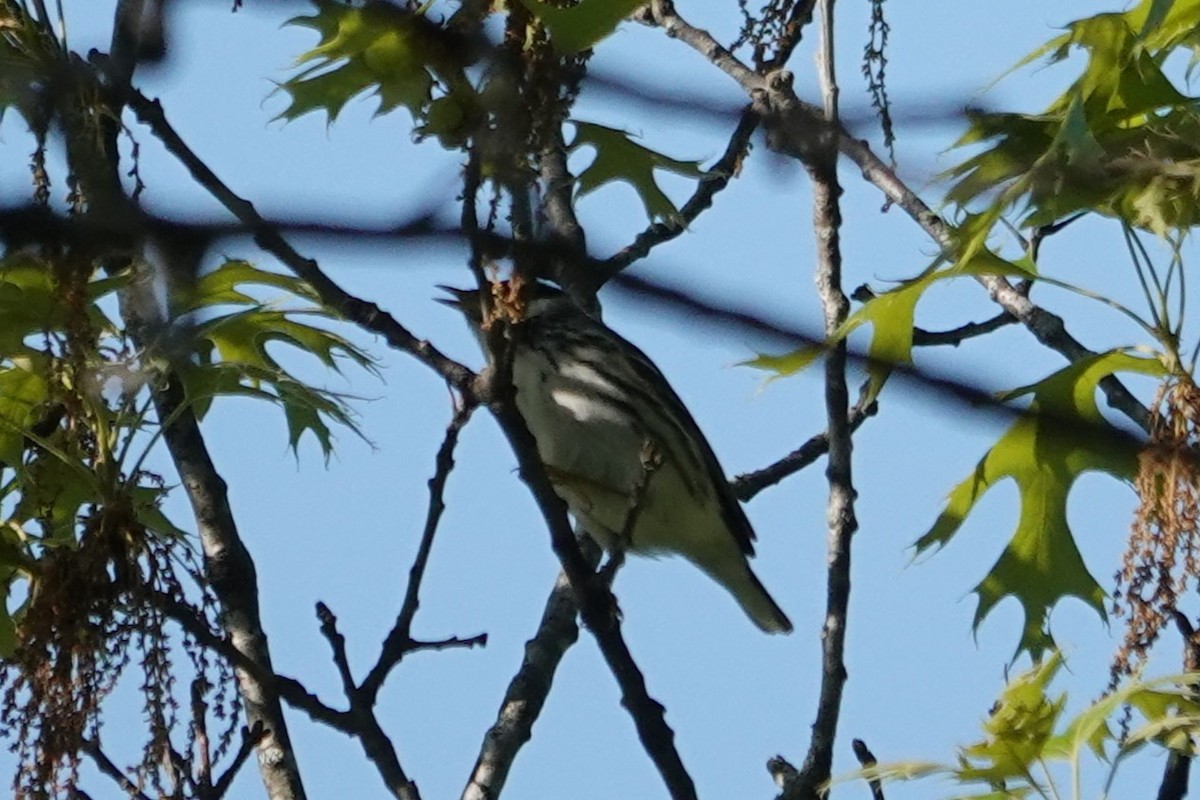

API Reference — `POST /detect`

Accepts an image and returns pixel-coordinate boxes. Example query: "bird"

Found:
[439,280,792,634]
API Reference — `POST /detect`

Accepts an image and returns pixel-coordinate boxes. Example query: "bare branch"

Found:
[80,739,153,800]
[733,388,876,502]
[789,5,857,796]
[212,723,269,800]
[314,604,422,800]
[461,539,601,800]
[767,0,822,70]
[407,633,490,654]
[912,312,1017,347]
[767,755,800,789]
[158,592,357,735]
[647,0,763,93]
[316,602,359,702]
[119,85,476,394]
[361,401,479,703]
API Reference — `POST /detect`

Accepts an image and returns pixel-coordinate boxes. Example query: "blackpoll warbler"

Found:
[440,281,792,634]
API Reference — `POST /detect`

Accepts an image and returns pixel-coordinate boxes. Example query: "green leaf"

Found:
[130,486,188,539]
[942,0,1200,240]
[177,262,376,459]
[0,254,121,354]
[743,252,1030,399]
[841,655,1200,797]
[185,259,320,310]
[195,308,369,373]
[0,361,49,468]
[13,452,100,543]
[957,654,1066,786]
[278,0,455,124]
[519,0,643,54]
[916,351,1166,658]
[739,346,822,380]
[571,121,704,225]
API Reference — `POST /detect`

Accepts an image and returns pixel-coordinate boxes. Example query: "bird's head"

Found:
[436,280,573,329]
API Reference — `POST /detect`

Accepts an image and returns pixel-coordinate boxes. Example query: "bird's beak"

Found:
[435,285,467,308]
[436,285,484,322]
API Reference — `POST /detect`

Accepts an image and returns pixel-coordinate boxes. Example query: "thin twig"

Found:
[158,591,357,734]
[733,388,876,501]
[120,86,476,394]
[80,738,153,800]
[912,312,1017,347]
[361,401,479,704]
[212,723,268,800]
[852,739,886,800]
[601,107,759,279]
[767,0,822,70]
[314,604,422,800]
[407,633,490,654]
[316,602,358,701]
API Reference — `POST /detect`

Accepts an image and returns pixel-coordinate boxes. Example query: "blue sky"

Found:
[0,1,1185,798]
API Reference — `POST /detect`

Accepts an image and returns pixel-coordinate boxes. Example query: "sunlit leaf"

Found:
[278,0,470,128]
[943,0,1200,240]
[739,346,822,380]
[174,261,375,457]
[744,252,1030,399]
[916,351,1166,658]
[846,657,1200,798]
[957,654,1066,785]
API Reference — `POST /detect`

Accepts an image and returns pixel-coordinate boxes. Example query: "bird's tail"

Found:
[709,561,793,634]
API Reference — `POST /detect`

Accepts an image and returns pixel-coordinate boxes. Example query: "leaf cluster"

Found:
[849,654,1200,800]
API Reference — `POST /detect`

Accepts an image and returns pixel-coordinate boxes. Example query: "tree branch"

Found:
[118,84,476,394]
[315,604,422,800]
[732,388,876,502]
[1159,613,1200,800]
[852,739,886,800]
[788,5,856,795]
[361,402,479,704]
[212,723,269,800]
[461,538,601,800]
[158,591,357,734]
[643,1,1151,434]
[912,311,1017,347]
[64,18,311,797]
[600,107,759,279]
[80,739,153,800]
